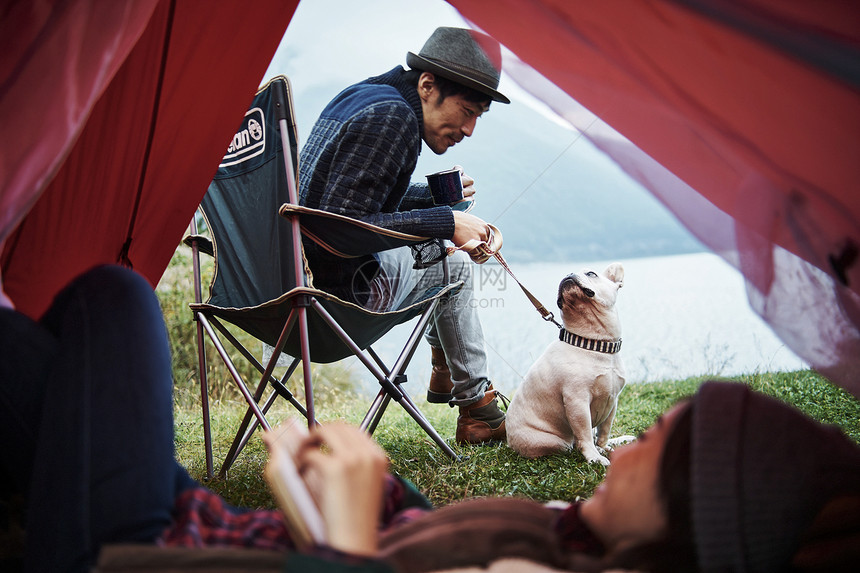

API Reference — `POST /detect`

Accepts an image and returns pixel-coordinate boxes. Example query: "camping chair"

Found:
[185,75,463,479]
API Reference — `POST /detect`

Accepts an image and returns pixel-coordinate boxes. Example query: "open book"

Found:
[263,422,328,549]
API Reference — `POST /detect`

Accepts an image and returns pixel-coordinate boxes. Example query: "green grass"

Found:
[173,371,859,511]
[158,244,859,512]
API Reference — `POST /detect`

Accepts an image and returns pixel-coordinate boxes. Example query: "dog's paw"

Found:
[585,452,611,467]
[605,435,637,450]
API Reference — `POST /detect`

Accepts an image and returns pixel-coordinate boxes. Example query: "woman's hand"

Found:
[275,421,389,556]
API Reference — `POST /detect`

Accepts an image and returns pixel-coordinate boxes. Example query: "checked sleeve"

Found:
[307,100,454,239]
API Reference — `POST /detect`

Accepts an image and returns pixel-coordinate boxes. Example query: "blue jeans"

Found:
[0,266,195,572]
[367,248,491,406]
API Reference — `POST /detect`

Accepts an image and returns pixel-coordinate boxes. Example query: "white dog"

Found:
[506,263,632,465]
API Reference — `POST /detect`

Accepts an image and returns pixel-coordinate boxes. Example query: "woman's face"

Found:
[579,402,689,555]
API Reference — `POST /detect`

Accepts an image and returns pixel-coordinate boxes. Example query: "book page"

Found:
[263,421,327,549]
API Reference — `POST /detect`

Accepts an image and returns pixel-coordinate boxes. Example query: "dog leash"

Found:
[493,250,563,329]
[447,225,562,329]
[492,251,623,352]
[448,226,624,355]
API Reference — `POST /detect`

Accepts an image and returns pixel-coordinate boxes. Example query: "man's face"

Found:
[420,78,489,155]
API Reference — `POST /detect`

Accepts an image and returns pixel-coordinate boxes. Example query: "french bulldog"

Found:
[506,263,632,465]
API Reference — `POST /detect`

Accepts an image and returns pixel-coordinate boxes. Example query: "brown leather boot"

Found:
[456,385,507,444]
[427,346,453,404]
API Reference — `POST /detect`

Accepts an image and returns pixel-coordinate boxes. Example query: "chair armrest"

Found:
[279,204,435,258]
[183,234,214,257]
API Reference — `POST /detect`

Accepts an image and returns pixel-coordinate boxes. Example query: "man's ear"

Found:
[417,72,436,101]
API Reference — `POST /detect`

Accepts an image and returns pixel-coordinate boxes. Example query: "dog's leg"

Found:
[508,430,572,458]
[567,407,610,466]
[595,402,636,455]
[594,401,617,450]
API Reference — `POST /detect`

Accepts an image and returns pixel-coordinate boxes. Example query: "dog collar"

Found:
[559,328,622,354]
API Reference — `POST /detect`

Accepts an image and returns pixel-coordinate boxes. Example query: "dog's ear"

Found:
[604,263,624,287]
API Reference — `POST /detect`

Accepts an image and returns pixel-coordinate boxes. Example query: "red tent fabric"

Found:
[2,0,858,396]
[1,0,298,318]
[452,0,860,397]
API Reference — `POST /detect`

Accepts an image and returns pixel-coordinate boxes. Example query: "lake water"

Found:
[334,252,807,398]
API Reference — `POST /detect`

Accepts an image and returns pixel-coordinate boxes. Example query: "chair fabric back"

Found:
[194,76,462,363]
[201,76,301,310]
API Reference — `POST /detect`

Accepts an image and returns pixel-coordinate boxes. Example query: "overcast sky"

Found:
[265,0,464,88]
[257,0,662,234]
[262,0,562,125]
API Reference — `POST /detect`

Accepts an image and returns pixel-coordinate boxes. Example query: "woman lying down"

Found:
[262,381,860,573]
[2,266,857,572]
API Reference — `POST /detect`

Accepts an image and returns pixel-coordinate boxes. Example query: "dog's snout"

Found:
[558,273,595,300]
[558,274,576,290]
[557,275,577,308]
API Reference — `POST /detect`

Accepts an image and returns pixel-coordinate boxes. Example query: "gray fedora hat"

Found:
[407,27,510,104]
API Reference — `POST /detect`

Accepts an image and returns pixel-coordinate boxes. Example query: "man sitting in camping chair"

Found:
[299,27,510,444]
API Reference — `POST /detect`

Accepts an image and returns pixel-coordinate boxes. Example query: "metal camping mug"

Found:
[426,168,464,205]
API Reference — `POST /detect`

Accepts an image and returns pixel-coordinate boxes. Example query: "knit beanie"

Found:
[690,381,860,572]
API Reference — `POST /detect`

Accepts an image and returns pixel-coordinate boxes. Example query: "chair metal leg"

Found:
[197,314,271,430]
[227,388,281,468]
[209,320,309,419]
[309,298,459,459]
[296,301,316,428]
[399,393,460,460]
[216,306,303,477]
[216,300,324,477]
[362,347,392,434]
[361,373,458,459]
[265,358,308,418]
[189,229,215,480]
[361,382,457,459]
[196,315,274,477]
[367,394,391,435]
[226,357,306,468]
[195,318,214,480]
[361,389,391,433]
